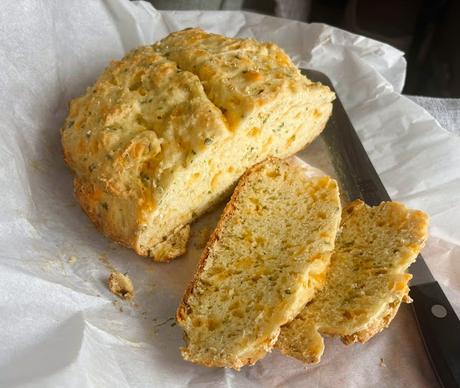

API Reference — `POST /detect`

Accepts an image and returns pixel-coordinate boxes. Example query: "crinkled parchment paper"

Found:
[1,1,459,387]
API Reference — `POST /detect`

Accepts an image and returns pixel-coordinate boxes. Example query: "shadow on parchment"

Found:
[0,313,85,386]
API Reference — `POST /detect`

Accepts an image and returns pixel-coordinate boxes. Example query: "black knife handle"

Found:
[411,282,460,388]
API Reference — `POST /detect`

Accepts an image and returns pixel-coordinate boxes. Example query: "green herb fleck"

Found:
[67,120,74,128]
[101,202,108,210]
[284,289,291,294]
[191,150,197,155]
[204,137,213,145]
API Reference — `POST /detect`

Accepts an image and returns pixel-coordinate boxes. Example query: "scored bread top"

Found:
[62,46,228,212]
[62,28,335,261]
[276,200,429,364]
[154,28,332,132]
[177,157,341,369]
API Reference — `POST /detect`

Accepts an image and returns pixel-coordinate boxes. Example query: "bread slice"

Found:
[276,200,429,364]
[177,158,341,369]
[62,28,335,261]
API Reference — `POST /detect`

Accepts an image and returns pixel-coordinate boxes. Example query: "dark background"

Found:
[147,0,460,97]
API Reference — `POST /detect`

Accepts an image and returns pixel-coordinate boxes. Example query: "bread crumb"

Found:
[380,358,386,368]
[68,255,77,264]
[108,271,134,300]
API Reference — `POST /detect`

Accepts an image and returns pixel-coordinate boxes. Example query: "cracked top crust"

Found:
[62,45,229,202]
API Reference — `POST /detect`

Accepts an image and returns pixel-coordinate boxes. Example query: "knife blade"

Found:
[302,68,460,388]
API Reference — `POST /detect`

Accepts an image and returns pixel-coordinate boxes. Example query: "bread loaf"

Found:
[276,200,429,364]
[177,157,341,369]
[61,28,335,261]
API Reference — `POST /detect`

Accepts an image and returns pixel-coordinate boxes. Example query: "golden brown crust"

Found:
[75,177,190,260]
[74,178,133,248]
[341,299,403,344]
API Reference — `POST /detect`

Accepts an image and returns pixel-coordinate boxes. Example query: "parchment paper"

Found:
[1,1,459,387]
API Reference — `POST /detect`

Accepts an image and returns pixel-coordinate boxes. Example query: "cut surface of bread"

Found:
[61,28,335,261]
[177,158,341,369]
[276,200,429,364]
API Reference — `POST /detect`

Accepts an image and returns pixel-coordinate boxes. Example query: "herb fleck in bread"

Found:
[276,200,429,364]
[177,158,341,369]
[61,28,335,261]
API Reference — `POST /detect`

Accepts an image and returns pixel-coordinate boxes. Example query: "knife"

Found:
[302,69,460,388]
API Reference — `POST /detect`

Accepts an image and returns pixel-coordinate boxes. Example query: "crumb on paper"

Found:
[108,271,134,300]
[99,253,116,272]
[28,159,47,173]
[68,255,77,264]
[380,358,386,368]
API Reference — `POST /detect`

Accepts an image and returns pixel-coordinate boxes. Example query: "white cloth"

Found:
[407,96,460,136]
[1,1,459,387]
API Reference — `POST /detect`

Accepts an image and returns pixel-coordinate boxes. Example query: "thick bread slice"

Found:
[62,28,334,261]
[177,158,341,369]
[276,200,429,364]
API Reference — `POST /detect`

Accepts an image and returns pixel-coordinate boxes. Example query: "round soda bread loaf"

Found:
[61,28,335,261]
[276,200,429,364]
[177,157,341,369]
